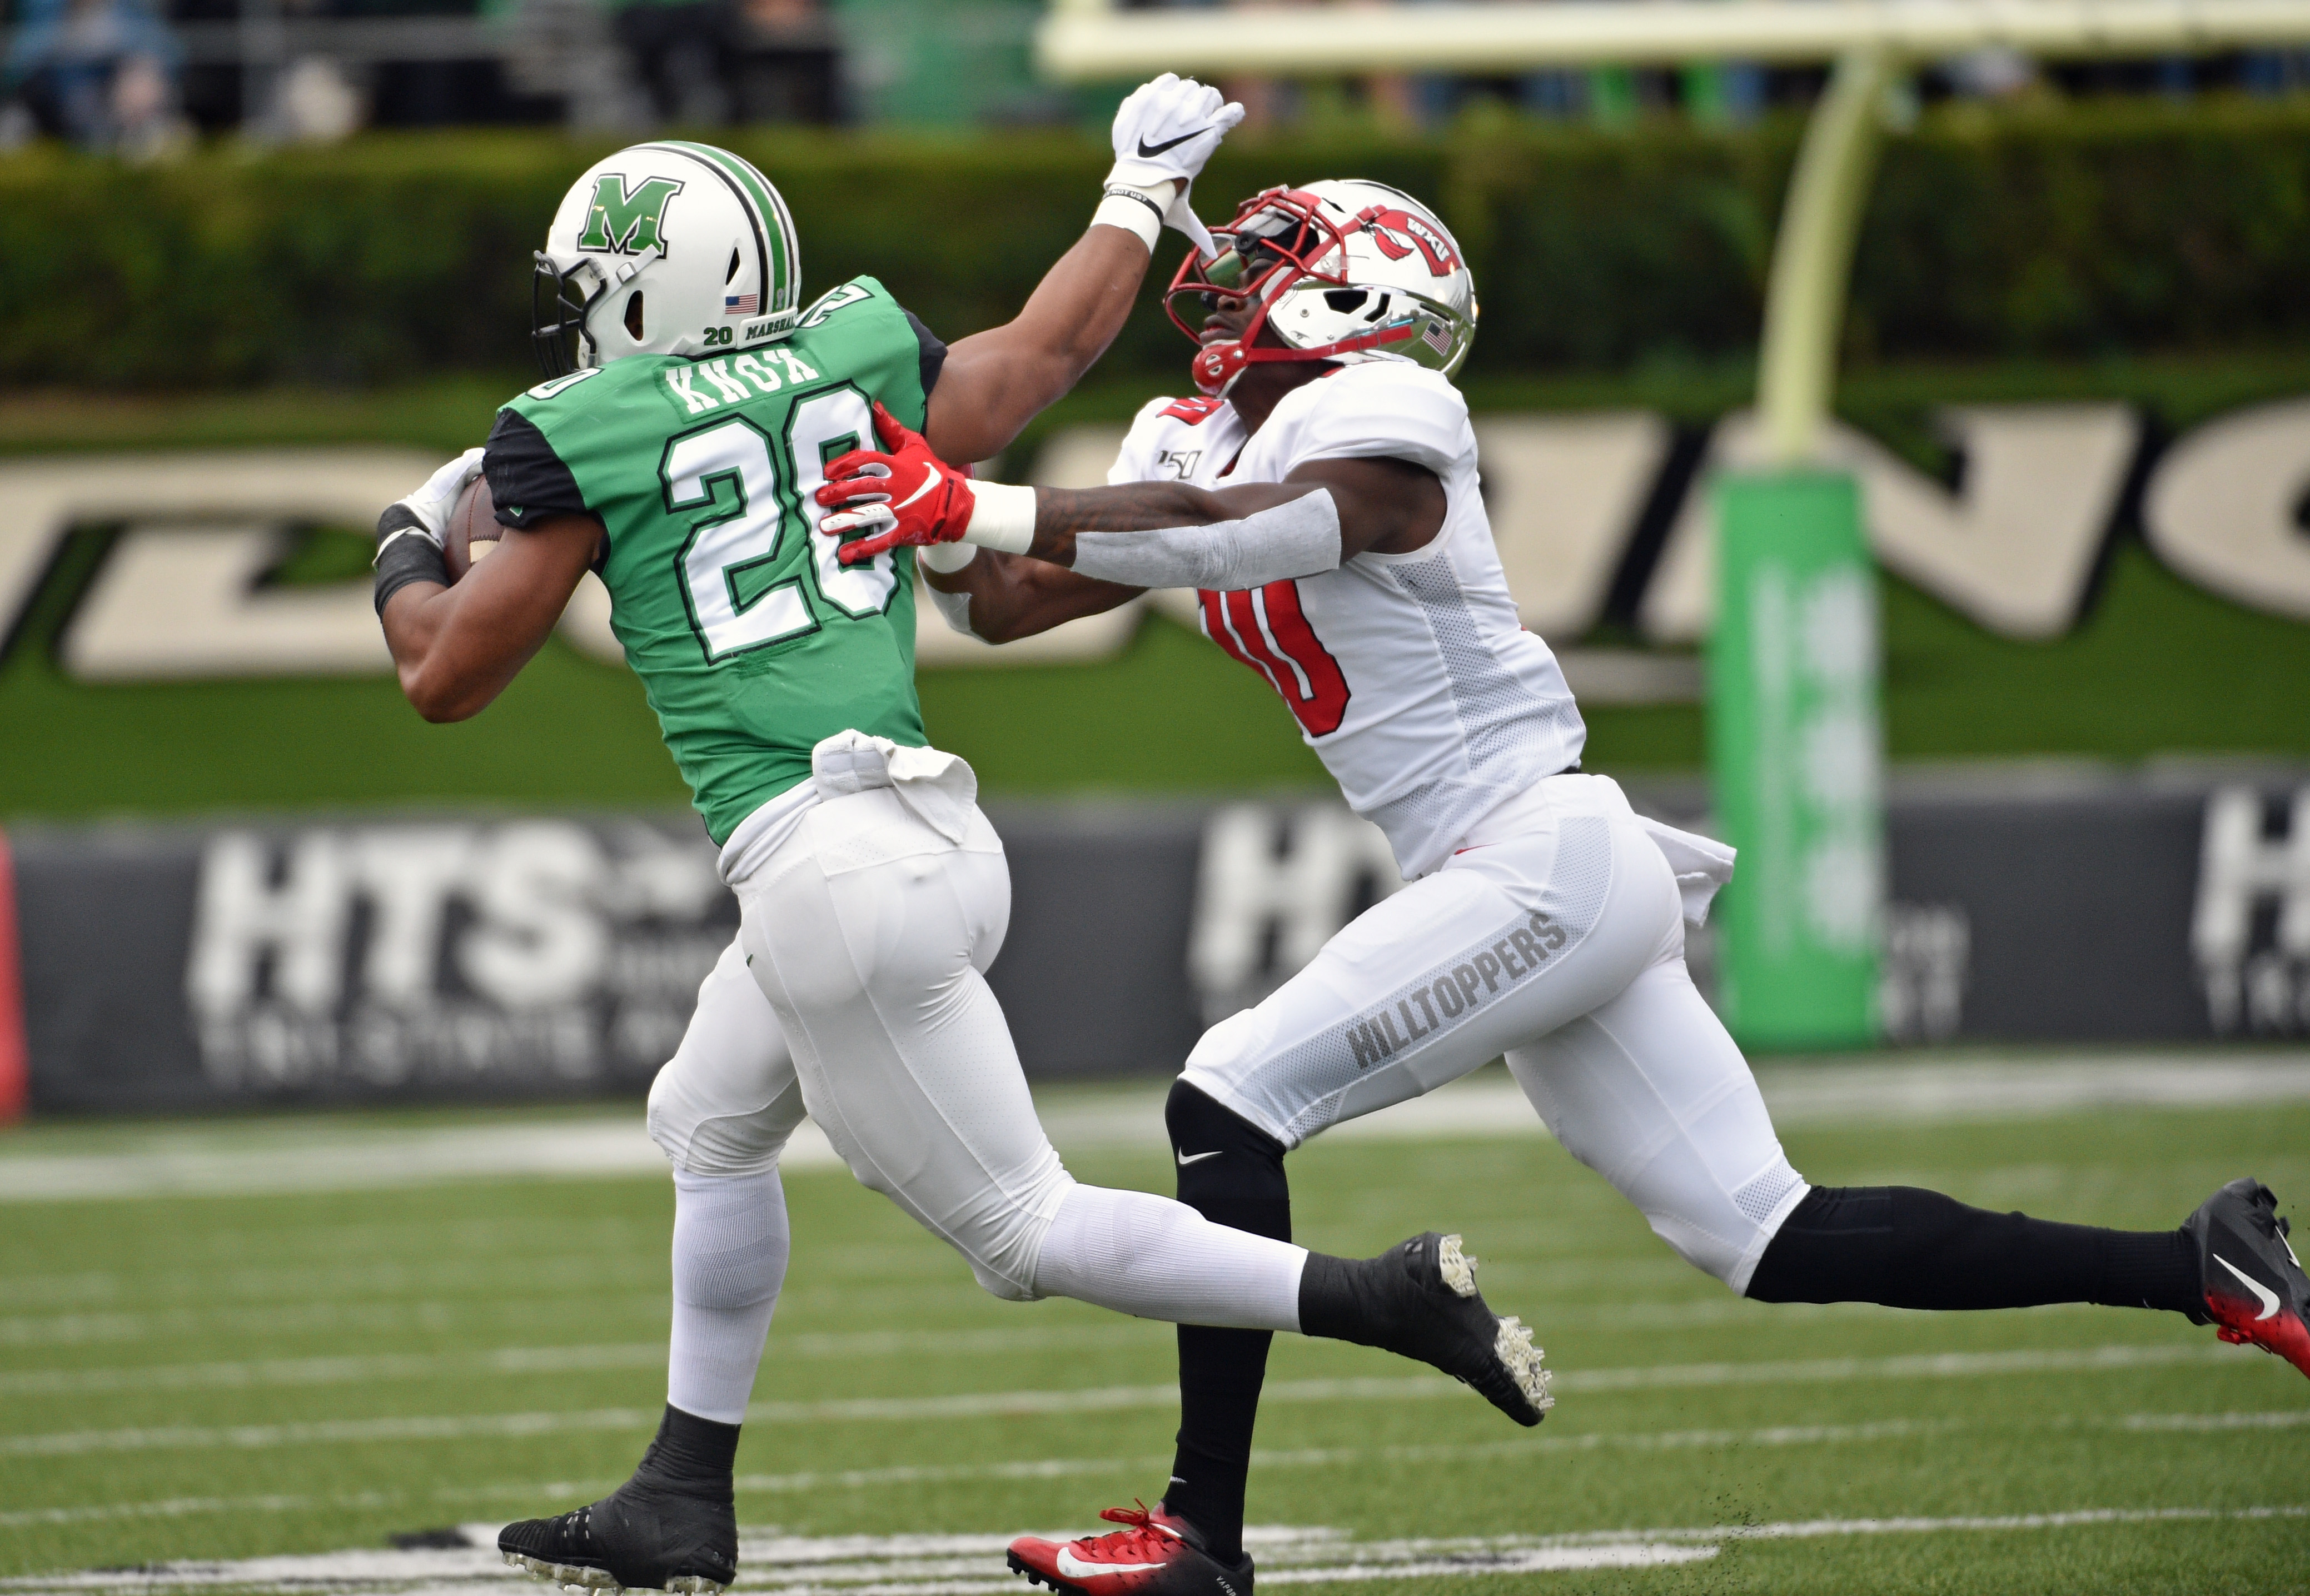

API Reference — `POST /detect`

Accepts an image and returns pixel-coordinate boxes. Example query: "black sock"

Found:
[1160,1082,1289,1567]
[631,1404,741,1501]
[1746,1186,2202,1316]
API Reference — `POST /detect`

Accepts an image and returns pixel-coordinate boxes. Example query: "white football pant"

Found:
[651,780,1307,1379]
[1182,774,1808,1293]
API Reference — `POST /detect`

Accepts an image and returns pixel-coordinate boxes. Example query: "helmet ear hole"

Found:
[1323,289,1368,314]
[625,291,645,340]
[726,248,741,284]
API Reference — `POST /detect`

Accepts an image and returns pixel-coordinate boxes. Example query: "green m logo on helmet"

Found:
[577,174,686,255]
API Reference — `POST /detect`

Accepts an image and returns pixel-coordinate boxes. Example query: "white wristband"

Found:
[961,480,1037,555]
[920,541,978,573]
[1091,188,1164,251]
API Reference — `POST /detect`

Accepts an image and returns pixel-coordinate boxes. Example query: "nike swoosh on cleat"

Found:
[1055,1550,1166,1578]
[1175,1149,1222,1165]
[2216,1254,2282,1320]
[895,466,940,510]
[1137,128,1209,158]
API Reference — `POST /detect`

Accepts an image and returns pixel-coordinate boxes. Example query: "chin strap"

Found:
[1191,317,1421,396]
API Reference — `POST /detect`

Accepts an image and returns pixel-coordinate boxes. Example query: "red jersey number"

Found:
[1198,581,1351,737]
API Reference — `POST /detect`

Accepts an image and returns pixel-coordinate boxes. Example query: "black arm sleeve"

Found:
[484,410,590,531]
[373,523,449,619]
[903,308,947,402]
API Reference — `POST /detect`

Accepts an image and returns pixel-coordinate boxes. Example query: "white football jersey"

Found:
[1111,361,1586,879]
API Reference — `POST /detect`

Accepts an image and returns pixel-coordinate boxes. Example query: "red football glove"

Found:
[815,401,975,567]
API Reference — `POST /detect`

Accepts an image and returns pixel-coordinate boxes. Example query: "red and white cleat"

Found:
[2187,1178,2310,1380]
[1008,1504,1252,1596]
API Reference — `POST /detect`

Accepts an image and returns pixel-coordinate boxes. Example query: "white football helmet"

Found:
[531,141,803,377]
[1167,179,1477,396]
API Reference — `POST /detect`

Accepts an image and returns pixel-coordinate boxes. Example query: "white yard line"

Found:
[9,1410,2306,1533]
[8,1502,2309,1595]
[0,1341,2262,1458]
[0,1528,1713,1594]
[4,1053,2306,1203]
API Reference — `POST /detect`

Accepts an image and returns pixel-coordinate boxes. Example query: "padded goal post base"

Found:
[1707,470,1884,1049]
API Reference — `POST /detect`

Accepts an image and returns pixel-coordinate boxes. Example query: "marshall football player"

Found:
[372,106,1557,1596]
[806,178,2310,1596]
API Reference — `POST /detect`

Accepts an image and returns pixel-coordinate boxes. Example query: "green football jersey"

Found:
[485,276,938,845]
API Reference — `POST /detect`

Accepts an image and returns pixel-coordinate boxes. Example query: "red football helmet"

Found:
[1166,179,1478,396]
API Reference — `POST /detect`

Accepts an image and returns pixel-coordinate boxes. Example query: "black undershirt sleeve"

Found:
[484,410,590,532]
[483,408,605,572]
[902,308,947,405]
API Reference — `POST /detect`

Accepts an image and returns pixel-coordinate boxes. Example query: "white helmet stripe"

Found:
[639,143,771,326]
[653,141,801,323]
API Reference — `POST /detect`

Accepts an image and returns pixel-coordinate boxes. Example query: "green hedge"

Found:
[8,98,2310,389]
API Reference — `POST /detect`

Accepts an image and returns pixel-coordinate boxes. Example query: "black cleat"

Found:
[498,1478,736,1595]
[2185,1178,2310,1381]
[1310,1231,1551,1425]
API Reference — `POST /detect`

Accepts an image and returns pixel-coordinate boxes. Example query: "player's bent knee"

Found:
[967,1258,1039,1303]
[646,1055,800,1179]
[1639,1168,1814,1295]
[1178,1015,1297,1149]
[949,1168,1077,1304]
[1182,1009,1260,1083]
[1642,1210,1752,1290]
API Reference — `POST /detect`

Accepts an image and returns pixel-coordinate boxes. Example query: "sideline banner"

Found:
[0,829,25,1124]
[6,779,2307,1114]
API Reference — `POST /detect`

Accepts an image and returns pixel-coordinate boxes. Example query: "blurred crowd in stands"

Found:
[4,0,2310,156]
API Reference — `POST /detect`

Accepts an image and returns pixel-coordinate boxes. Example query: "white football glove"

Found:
[1103,74,1243,258]
[1108,73,1242,189]
[376,446,485,558]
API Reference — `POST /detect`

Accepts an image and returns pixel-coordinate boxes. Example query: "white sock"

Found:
[1032,1184,1306,1331]
[668,1168,790,1424]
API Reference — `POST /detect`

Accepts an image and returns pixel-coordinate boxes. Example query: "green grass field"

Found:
[3,1080,2308,1594]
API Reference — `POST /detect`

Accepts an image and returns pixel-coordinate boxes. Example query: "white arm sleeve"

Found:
[1068,490,1341,591]
[921,574,979,637]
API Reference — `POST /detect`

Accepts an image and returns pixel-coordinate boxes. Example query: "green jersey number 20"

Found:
[666,385,895,663]
[486,272,935,845]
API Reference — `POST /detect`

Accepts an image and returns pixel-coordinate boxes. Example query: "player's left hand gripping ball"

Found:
[815,402,977,565]
[376,446,485,560]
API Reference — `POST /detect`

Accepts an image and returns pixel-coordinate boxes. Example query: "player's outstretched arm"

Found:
[379,512,602,722]
[922,75,1242,464]
[1032,455,1446,567]
[920,549,1143,645]
[817,405,1445,592]
[924,227,1159,467]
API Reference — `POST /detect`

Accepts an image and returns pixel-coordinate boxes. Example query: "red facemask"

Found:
[1165,186,1421,395]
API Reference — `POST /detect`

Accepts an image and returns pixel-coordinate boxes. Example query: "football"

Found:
[442,471,501,582]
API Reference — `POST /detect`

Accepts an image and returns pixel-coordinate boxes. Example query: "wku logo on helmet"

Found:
[1360,207,1460,277]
